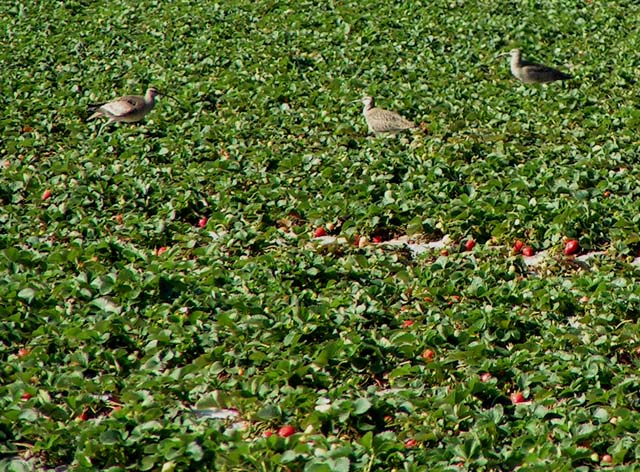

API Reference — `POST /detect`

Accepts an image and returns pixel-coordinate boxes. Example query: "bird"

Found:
[87,86,167,125]
[498,48,572,84]
[360,96,417,136]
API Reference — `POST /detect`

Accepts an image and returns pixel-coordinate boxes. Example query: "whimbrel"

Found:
[498,49,572,84]
[88,87,165,124]
[361,96,417,136]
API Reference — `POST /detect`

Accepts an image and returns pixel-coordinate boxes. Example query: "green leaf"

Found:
[17,288,36,303]
[352,398,372,415]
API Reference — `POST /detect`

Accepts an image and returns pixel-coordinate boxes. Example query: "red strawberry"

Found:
[277,425,295,438]
[564,239,579,255]
[41,189,52,201]
[404,438,418,448]
[314,227,327,237]
[513,240,524,253]
[402,320,415,329]
[372,235,383,244]
[198,217,208,228]
[263,430,274,438]
[156,246,168,256]
[21,392,32,400]
[510,392,526,404]
[464,239,476,251]
[522,246,534,257]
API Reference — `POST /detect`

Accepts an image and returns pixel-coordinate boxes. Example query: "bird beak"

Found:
[158,91,184,107]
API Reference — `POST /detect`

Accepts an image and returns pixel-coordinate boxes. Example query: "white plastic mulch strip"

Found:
[313,234,639,268]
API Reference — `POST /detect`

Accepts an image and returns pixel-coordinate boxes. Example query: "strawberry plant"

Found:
[4,0,640,470]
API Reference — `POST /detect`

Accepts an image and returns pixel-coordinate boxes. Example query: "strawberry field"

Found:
[3,0,640,470]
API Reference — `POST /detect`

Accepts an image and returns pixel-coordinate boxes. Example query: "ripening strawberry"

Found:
[464,239,476,251]
[601,454,612,464]
[402,320,415,329]
[422,349,435,361]
[313,227,326,237]
[17,348,29,358]
[480,373,492,383]
[21,392,32,400]
[263,430,274,438]
[564,239,579,255]
[156,246,168,256]
[440,249,449,256]
[277,425,295,438]
[522,246,535,257]
[41,189,52,201]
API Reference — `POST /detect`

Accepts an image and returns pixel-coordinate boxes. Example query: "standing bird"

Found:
[360,96,417,136]
[87,86,170,126]
[498,48,572,84]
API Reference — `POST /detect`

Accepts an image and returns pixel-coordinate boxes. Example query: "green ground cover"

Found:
[3,0,640,470]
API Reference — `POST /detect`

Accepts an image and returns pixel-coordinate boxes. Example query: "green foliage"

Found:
[3,0,640,470]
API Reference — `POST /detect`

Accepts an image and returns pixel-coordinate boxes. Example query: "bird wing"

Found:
[368,108,416,132]
[99,96,144,118]
[522,63,571,82]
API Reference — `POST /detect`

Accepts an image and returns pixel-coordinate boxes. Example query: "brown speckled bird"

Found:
[361,96,417,136]
[88,87,162,123]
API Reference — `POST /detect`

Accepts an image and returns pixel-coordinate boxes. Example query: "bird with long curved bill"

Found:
[360,96,417,136]
[497,49,572,84]
[88,86,181,134]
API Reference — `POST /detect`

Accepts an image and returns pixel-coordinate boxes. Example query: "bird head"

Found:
[361,96,375,108]
[496,48,521,59]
